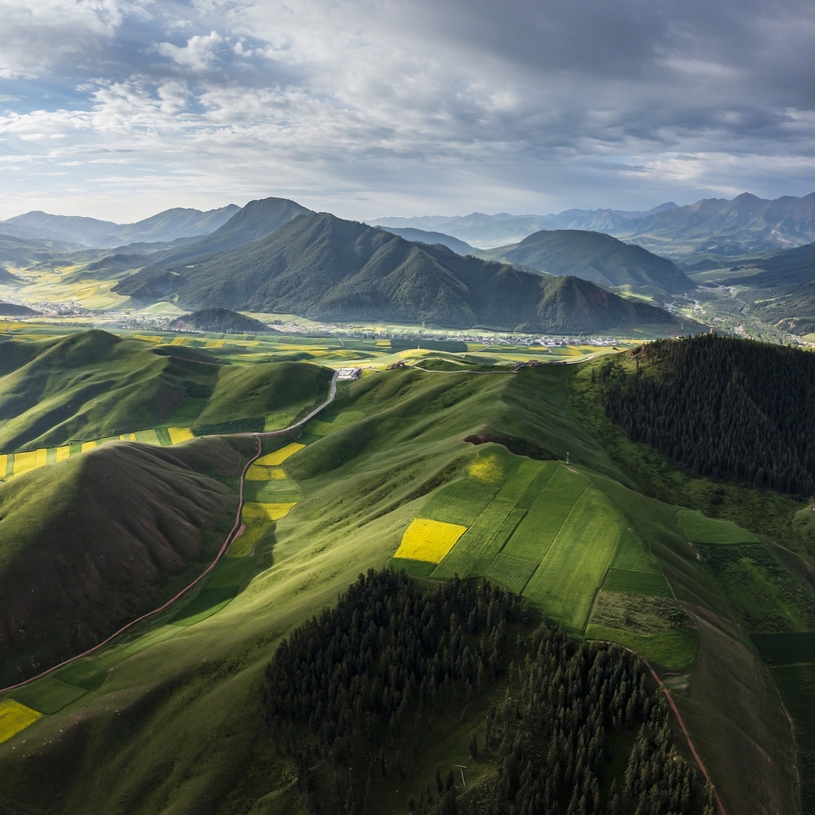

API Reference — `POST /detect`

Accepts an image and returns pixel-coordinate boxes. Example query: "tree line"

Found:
[598,334,815,497]
[262,569,709,814]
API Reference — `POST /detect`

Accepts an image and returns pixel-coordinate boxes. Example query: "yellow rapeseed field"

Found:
[242,502,298,521]
[0,699,42,744]
[81,441,97,453]
[245,465,287,481]
[167,427,194,444]
[255,444,305,466]
[12,451,38,477]
[394,518,467,564]
[0,454,7,477]
[55,446,71,462]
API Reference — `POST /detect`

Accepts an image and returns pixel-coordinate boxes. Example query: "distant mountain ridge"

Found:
[0,205,241,248]
[373,226,476,255]
[115,211,688,334]
[372,193,815,258]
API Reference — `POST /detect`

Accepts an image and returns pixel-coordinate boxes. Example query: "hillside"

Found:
[729,241,815,289]
[169,308,273,334]
[115,212,685,334]
[0,303,38,316]
[598,335,815,496]
[373,225,476,254]
[0,330,333,452]
[0,351,802,815]
[133,197,311,271]
[0,438,249,685]
[490,228,693,295]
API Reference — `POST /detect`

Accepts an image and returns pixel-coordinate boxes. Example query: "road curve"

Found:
[0,370,340,695]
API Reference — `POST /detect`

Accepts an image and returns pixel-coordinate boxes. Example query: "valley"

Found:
[0,194,814,815]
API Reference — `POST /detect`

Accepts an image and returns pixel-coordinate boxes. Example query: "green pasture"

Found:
[602,568,672,598]
[11,676,88,716]
[431,498,516,578]
[243,480,302,503]
[678,510,760,544]
[419,479,497,526]
[585,625,700,671]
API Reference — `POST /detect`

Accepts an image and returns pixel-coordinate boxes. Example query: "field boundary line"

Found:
[0,371,339,697]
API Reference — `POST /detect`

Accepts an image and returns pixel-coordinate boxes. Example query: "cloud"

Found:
[158,30,223,72]
[0,0,813,221]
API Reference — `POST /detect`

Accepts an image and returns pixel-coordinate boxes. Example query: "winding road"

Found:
[0,370,339,696]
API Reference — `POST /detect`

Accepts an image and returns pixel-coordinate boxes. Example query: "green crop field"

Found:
[611,528,663,574]
[467,507,528,575]
[602,568,673,598]
[419,479,498,526]
[484,553,539,594]
[502,467,588,561]
[431,498,517,578]
[204,557,256,590]
[494,459,551,503]
[678,509,760,544]
[10,676,88,716]
[522,488,623,632]
[52,659,107,691]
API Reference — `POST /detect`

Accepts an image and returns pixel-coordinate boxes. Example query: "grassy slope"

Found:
[0,331,333,453]
[0,437,253,686]
[0,363,800,815]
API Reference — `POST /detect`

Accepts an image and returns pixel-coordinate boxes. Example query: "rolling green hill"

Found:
[0,334,806,815]
[0,330,334,452]
[0,438,251,686]
[0,303,38,316]
[488,228,694,296]
[115,212,685,333]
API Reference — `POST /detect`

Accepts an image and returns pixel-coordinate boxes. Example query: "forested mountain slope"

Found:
[598,334,815,496]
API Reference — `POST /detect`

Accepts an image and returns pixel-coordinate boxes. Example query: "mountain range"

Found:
[0,205,240,248]
[372,193,815,258]
[115,209,686,334]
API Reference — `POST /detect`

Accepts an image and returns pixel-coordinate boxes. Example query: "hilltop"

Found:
[115,211,686,334]
[485,228,694,296]
[169,308,274,334]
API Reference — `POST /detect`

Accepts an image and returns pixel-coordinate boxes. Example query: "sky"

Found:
[0,0,814,223]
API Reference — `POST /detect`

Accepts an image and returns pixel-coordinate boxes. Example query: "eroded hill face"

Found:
[0,438,251,685]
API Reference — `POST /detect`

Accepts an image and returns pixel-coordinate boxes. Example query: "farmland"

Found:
[0,335,804,815]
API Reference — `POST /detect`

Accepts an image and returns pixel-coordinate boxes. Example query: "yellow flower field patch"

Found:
[12,451,39,477]
[246,465,287,481]
[395,518,468,564]
[0,699,42,744]
[55,446,71,462]
[167,427,194,444]
[81,441,97,453]
[468,452,506,484]
[242,502,298,521]
[255,443,305,466]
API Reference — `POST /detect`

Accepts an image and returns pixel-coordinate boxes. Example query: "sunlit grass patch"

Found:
[242,502,298,521]
[395,518,467,564]
[0,699,42,744]
[255,443,305,466]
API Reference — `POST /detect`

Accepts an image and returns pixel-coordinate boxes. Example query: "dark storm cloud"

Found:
[0,0,812,220]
